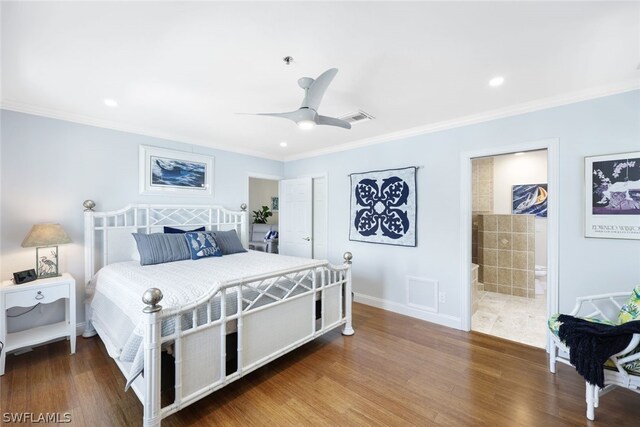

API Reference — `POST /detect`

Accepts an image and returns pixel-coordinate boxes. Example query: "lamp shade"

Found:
[21,224,72,248]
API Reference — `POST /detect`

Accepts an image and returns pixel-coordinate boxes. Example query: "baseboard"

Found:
[76,322,86,336]
[354,293,462,330]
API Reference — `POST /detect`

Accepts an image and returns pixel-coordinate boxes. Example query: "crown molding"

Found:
[3,80,638,164]
[283,80,640,162]
[0,101,284,162]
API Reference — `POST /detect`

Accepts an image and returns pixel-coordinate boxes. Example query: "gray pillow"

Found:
[212,230,247,255]
[132,233,191,266]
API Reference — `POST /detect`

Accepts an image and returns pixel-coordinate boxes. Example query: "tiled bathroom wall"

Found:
[472,157,494,213]
[477,214,536,298]
[471,157,494,265]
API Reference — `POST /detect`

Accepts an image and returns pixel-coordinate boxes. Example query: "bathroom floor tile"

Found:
[472,289,547,348]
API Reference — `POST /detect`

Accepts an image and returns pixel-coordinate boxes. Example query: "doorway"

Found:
[247,174,281,253]
[470,150,548,347]
[247,173,328,260]
[460,139,559,351]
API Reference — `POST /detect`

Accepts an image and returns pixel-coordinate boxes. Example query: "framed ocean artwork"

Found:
[512,184,548,218]
[349,166,417,247]
[139,145,213,196]
[585,151,640,239]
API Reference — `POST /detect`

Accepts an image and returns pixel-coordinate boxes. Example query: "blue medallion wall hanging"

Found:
[349,166,417,247]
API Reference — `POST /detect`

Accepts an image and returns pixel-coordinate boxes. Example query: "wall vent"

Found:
[406,276,438,313]
[339,110,375,125]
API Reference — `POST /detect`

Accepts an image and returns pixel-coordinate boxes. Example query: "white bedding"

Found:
[87,251,325,387]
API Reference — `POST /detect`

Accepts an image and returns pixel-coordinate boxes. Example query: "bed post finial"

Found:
[83,200,96,211]
[142,288,163,313]
[240,203,247,211]
[343,251,353,265]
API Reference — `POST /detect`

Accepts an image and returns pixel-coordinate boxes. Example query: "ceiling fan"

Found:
[246,68,351,130]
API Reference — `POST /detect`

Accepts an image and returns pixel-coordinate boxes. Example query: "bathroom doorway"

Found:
[469,149,548,347]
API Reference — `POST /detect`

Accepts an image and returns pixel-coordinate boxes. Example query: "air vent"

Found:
[339,110,375,125]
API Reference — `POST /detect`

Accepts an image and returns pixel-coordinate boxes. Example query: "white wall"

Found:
[284,90,640,328]
[0,110,283,332]
[493,150,548,267]
[249,178,279,225]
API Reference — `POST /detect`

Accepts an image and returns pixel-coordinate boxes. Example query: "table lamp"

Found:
[21,223,72,278]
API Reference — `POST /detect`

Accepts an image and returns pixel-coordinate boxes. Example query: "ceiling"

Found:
[2,1,639,161]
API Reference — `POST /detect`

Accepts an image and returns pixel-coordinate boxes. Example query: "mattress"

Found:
[87,251,325,387]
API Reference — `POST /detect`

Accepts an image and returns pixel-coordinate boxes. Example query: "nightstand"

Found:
[0,273,76,375]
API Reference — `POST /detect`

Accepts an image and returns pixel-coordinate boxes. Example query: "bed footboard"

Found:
[141,252,354,426]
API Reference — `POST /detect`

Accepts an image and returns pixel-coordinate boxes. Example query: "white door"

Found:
[279,177,313,258]
[312,177,328,260]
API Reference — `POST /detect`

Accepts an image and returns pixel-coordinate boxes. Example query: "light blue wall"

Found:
[2,91,638,333]
[0,110,283,329]
[285,90,640,321]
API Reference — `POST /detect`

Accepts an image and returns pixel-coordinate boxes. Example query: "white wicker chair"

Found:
[548,291,640,421]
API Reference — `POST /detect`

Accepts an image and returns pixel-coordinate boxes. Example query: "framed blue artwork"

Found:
[349,166,417,247]
[512,184,547,218]
[139,145,213,196]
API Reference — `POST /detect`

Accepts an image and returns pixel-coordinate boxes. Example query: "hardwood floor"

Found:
[1,303,638,426]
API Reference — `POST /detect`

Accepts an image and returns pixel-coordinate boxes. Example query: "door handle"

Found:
[302,237,311,241]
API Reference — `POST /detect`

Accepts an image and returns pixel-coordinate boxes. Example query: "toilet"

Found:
[534,265,547,278]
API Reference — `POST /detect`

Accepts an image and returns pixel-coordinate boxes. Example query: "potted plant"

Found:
[252,205,273,224]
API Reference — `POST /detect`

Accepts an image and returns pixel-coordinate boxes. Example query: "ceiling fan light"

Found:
[297,120,316,130]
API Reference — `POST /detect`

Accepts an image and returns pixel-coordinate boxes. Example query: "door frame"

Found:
[459,138,559,346]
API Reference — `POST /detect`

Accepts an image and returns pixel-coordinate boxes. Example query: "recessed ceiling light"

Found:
[489,76,505,87]
[279,142,287,147]
[104,98,118,107]
[514,152,525,156]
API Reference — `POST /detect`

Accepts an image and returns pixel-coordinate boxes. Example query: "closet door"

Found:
[278,177,313,258]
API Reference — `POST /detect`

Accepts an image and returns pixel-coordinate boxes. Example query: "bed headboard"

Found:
[84,203,248,281]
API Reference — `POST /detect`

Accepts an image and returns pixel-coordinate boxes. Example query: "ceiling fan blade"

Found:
[301,68,338,110]
[236,111,300,122]
[317,115,351,129]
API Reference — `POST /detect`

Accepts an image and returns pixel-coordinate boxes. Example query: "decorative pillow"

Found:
[184,231,223,259]
[164,226,206,234]
[132,233,191,266]
[617,285,640,324]
[264,229,279,241]
[211,230,247,255]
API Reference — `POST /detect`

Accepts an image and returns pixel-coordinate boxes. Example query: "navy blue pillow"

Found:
[212,230,247,255]
[184,231,223,259]
[164,226,206,234]
[132,233,191,266]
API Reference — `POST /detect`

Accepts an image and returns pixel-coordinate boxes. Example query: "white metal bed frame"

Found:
[82,203,354,426]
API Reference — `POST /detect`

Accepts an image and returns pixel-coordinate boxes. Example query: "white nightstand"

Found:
[0,273,76,375]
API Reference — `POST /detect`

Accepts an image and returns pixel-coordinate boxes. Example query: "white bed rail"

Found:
[141,253,354,426]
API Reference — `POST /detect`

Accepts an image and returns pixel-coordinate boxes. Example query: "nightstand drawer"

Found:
[5,283,70,308]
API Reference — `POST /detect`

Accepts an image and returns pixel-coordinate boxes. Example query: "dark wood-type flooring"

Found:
[1,303,639,426]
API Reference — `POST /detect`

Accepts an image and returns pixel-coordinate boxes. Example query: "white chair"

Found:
[248,224,278,253]
[548,288,640,420]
